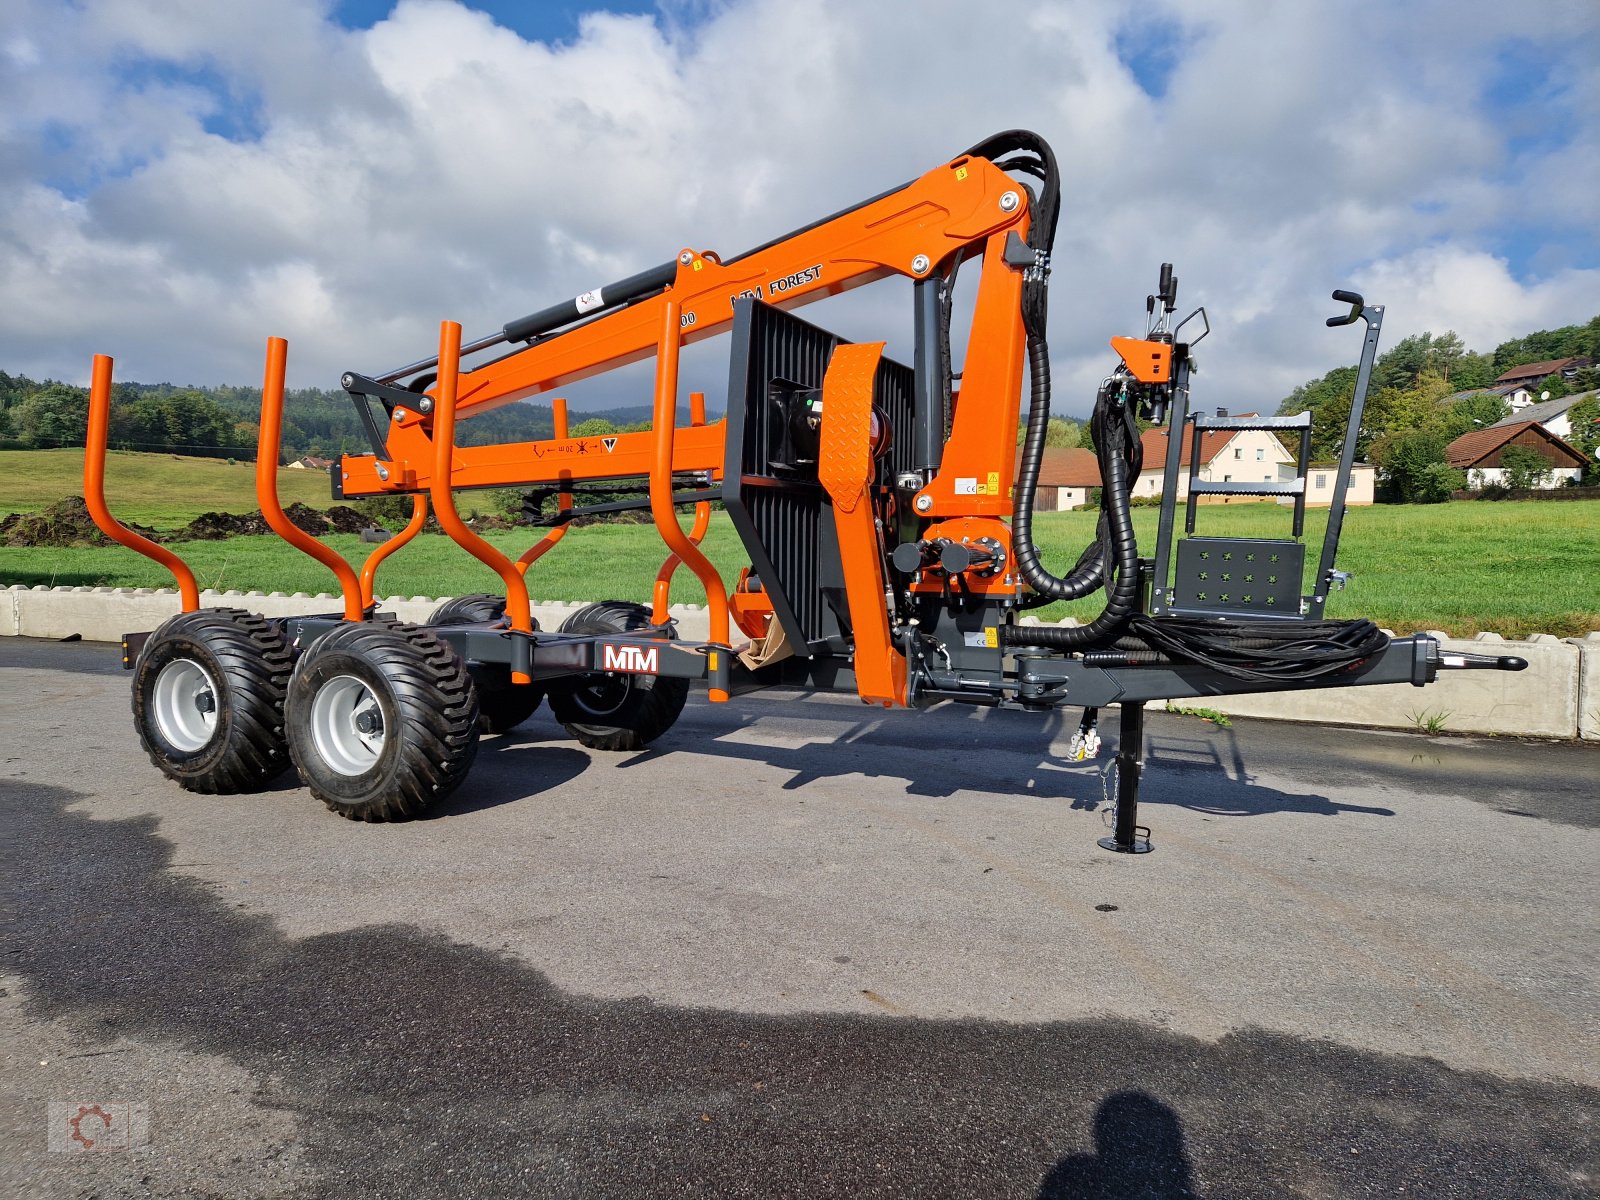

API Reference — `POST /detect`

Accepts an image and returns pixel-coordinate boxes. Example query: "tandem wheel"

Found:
[547,601,689,752]
[428,593,545,734]
[131,607,294,794]
[285,621,480,821]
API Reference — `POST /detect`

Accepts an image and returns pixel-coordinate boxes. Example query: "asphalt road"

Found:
[3,635,1597,1198]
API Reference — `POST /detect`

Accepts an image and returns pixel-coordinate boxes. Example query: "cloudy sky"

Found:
[2,0,1596,417]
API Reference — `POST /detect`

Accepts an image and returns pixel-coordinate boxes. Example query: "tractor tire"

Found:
[131,608,293,793]
[428,593,544,735]
[285,621,480,821]
[547,601,689,752]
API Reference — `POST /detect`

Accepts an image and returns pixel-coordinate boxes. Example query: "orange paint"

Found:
[256,338,364,620]
[83,354,201,611]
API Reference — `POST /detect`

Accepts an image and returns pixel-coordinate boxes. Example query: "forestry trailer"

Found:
[84,129,1524,852]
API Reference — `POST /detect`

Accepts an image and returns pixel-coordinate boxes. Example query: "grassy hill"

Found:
[0,448,345,526]
[2,494,1596,638]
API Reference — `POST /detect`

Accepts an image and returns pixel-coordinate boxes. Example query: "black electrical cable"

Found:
[1116,615,1390,684]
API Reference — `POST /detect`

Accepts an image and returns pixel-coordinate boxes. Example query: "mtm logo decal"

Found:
[602,644,659,673]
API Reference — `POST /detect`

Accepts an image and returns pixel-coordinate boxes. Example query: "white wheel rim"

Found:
[152,658,220,752]
[151,659,219,752]
[310,675,386,776]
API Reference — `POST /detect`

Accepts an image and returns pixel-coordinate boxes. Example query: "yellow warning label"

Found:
[984,627,998,648]
[987,471,1000,495]
[692,259,703,271]
[955,166,969,180]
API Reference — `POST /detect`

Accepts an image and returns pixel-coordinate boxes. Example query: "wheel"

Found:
[428,593,544,734]
[285,621,480,821]
[131,608,293,793]
[547,601,689,751]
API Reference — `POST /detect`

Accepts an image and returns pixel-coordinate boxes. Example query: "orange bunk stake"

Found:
[256,338,364,620]
[515,396,572,576]
[431,320,535,683]
[359,493,428,609]
[651,304,731,699]
[651,390,710,621]
[83,354,201,611]
[817,342,907,708]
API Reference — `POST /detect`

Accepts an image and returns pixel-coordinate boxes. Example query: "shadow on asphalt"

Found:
[7,780,1594,1199]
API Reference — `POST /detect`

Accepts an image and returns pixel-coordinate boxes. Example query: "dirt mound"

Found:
[2,496,161,548]
[324,505,371,534]
[179,510,273,540]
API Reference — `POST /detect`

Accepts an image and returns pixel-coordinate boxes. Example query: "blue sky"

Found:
[1,0,1595,409]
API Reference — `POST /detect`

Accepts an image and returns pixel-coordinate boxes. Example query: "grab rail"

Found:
[83,354,201,611]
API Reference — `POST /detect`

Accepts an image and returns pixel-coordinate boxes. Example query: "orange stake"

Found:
[652,390,711,620]
[650,304,729,689]
[256,338,364,620]
[431,320,534,682]
[83,354,200,611]
[515,397,572,575]
[359,493,429,608]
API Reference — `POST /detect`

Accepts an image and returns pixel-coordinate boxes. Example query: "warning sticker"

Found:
[987,471,1001,496]
[575,288,605,314]
[954,477,978,495]
[962,628,1001,649]
[602,437,617,452]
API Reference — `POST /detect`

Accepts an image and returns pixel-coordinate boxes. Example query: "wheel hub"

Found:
[151,658,220,752]
[310,675,387,776]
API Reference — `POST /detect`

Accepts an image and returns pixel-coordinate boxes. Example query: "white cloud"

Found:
[0,0,1595,414]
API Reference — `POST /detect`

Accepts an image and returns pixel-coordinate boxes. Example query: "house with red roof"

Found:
[1132,416,1374,506]
[1444,421,1588,489]
[1012,446,1102,510]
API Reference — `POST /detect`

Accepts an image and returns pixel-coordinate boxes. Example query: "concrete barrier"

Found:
[1,585,716,645]
[3,585,1592,739]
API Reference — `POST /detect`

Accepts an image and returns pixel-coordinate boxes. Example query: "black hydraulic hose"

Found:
[1010,338,1104,602]
[1005,370,1144,649]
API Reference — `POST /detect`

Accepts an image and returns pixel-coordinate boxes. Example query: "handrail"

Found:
[83,353,201,611]
[359,493,428,608]
[651,390,711,621]
[650,302,730,691]
[255,337,364,620]
[515,396,572,575]
[430,320,534,683]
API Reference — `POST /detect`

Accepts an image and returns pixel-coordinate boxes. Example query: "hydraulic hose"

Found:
[1005,361,1146,649]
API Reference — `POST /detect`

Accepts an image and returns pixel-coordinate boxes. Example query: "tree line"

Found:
[1273,315,1600,501]
[0,373,684,461]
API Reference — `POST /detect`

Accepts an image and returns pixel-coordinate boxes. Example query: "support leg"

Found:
[1098,700,1153,854]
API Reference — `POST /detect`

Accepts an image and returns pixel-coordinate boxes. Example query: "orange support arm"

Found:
[515,397,572,576]
[256,338,364,620]
[83,354,201,611]
[817,342,907,708]
[359,493,428,608]
[651,303,730,698]
[431,320,534,682]
[651,390,711,622]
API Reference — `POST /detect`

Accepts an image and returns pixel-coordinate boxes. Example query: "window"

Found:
[1256,448,1265,460]
[1223,473,1232,482]
[1315,474,1327,489]
[1233,448,1242,459]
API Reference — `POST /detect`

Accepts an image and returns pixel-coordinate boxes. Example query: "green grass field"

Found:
[4,497,1596,638]
[0,448,344,524]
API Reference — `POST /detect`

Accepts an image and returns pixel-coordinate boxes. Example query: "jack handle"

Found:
[1326,289,1365,327]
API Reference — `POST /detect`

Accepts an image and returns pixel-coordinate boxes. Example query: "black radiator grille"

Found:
[722,299,913,654]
